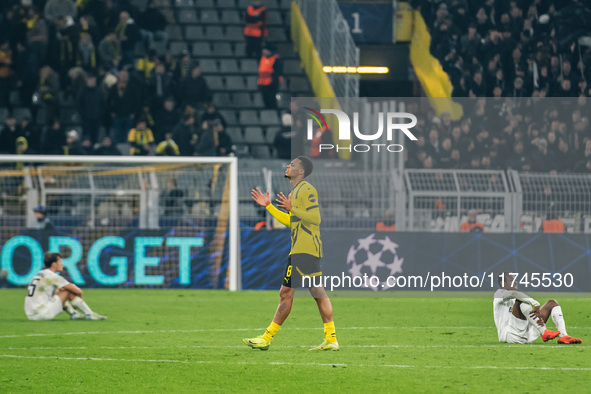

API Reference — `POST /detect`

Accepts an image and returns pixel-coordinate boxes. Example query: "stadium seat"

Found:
[195,0,215,7]
[217,0,236,8]
[9,90,19,106]
[219,109,238,125]
[193,41,213,57]
[204,26,225,41]
[225,76,246,90]
[276,93,291,109]
[199,9,219,24]
[205,75,226,91]
[237,0,251,8]
[116,143,130,156]
[245,76,258,91]
[213,42,233,57]
[278,0,290,10]
[240,59,259,74]
[267,27,287,42]
[267,10,282,26]
[166,25,183,40]
[276,42,297,58]
[35,108,46,125]
[177,9,198,24]
[251,145,272,158]
[238,110,259,125]
[265,0,280,9]
[169,41,188,56]
[219,59,240,73]
[284,59,303,75]
[13,107,32,121]
[232,92,252,108]
[289,76,310,92]
[225,127,244,143]
[213,92,232,108]
[233,42,246,57]
[0,107,8,124]
[152,41,167,56]
[174,0,193,7]
[199,59,219,73]
[221,9,241,24]
[244,127,266,143]
[224,26,244,41]
[259,109,280,126]
[185,25,204,40]
[251,92,264,108]
[205,75,224,90]
[265,127,280,143]
[135,0,148,11]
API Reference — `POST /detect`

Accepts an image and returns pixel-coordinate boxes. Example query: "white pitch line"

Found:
[1,354,590,371]
[1,344,585,351]
[0,326,589,340]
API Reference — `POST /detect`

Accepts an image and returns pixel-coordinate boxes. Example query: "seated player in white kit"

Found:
[25,252,106,321]
[493,272,581,344]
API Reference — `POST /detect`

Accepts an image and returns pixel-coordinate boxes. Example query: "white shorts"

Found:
[499,314,541,344]
[27,296,64,321]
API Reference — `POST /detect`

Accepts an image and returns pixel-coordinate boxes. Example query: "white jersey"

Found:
[493,289,515,340]
[493,288,541,343]
[24,269,69,317]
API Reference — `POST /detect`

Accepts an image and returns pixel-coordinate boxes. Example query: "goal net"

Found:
[0,156,240,290]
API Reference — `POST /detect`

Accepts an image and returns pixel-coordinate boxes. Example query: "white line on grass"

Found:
[2,344,585,350]
[1,326,589,339]
[1,354,590,371]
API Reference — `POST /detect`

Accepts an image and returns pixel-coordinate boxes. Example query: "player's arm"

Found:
[289,188,320,225]
[252,188,290,228]
[498,289,540,306]
[62,283,83,296]
[266,204,290,228]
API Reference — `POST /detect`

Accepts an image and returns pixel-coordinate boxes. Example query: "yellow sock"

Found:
[262,321,281,343]
[324,321,337,343]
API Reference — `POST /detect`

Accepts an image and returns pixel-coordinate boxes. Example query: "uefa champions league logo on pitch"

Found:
[346,234,404,291]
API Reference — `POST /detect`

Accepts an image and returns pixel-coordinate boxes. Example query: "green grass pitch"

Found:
[0,289,589,392]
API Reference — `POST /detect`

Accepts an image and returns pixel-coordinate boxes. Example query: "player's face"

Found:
[285,159,302,179]
[53,258,64,273]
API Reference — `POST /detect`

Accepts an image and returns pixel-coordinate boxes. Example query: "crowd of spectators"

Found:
[0,0,238,158]
[405,0,591,173]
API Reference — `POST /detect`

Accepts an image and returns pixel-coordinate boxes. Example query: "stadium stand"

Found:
[0,0,308,158]
[404,1,591,174]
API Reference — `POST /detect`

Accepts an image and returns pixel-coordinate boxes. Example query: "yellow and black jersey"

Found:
[266,180,322,258]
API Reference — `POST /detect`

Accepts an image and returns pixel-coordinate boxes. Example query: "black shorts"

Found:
[283,253,322,288]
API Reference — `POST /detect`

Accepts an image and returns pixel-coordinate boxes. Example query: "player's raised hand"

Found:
[276,192,292,211]
[251,188,270,207]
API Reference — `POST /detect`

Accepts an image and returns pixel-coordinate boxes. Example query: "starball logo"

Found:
[303,107,418,153]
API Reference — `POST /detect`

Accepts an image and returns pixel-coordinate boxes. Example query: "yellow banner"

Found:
[409,10,463,120]
[290,1,350,159]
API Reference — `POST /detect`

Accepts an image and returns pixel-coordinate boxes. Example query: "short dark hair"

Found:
[44,252,62,268]
[297,156,313,177]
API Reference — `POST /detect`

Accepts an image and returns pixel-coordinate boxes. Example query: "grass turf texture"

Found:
[0,289,589,393]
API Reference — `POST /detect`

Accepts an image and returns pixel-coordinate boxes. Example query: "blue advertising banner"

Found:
[3,228,591,292]
[242,231,591,293]
[338,3,393,44]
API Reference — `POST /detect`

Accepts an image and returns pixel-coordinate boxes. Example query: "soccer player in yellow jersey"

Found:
[244,156,338,351]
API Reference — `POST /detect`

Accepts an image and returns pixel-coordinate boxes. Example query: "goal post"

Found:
[0,155,241,291]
